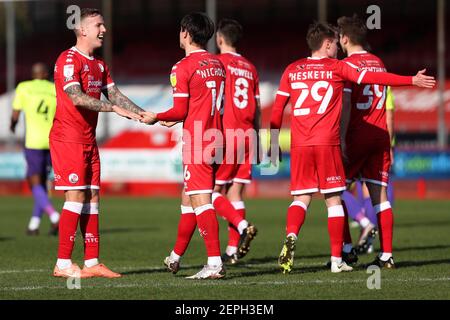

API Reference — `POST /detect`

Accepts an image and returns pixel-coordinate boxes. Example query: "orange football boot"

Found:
[81,263,122,278]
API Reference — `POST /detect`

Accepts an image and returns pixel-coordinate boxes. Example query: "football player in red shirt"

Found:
[270,22,434,274]
[212,19,260,264]
[51,8,144,279]
[140,13,226,279]
[338,15,399,268]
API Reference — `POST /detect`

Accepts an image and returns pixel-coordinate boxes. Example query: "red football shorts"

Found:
[215,138,254,185]
[50,140,100,190]
[182,147,220,195]
[290,145,346,195]
[183,163,216,195]
[345,138,391,187]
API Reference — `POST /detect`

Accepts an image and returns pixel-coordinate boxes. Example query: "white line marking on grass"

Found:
[0,262,323,275]
[1,277,449,291]
[0,269,48,274]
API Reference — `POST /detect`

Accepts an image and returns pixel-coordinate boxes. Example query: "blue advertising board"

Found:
[393,151,450,180]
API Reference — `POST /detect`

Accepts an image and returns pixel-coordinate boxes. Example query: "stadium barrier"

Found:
[1,82,449,198]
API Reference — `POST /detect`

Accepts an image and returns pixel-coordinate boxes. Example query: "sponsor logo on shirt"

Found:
[199,59,209,67]
[63,64,74,77]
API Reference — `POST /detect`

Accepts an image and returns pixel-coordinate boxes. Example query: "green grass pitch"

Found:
[0,196,449,300]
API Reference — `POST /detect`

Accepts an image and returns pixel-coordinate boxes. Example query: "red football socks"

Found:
[327,205,345,258]
[57,202,83,259]
[212,193,244,228]
[194,204,221,257]
[375,202,394,254]
[286,201,307,236]
[80,203,99,261]
[173,206,197,256]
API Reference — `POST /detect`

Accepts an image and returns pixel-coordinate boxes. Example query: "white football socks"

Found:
[84,258,99,268]
[28,217,40,230]
[379,252,392,261]
[359,217,371,228]
[207,256,222,267]
[331,256,342,264]
[226,246,238,256]
[56,259,72,270]
[170,251,181,262]
[287,233,298,240]
[237,220,249,235]
[50,212,60,224]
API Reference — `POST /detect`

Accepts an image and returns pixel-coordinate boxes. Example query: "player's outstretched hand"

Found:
[159,121,178,128]
[112,105,143,121]
[412,69,436,88]
[139,111,158,125]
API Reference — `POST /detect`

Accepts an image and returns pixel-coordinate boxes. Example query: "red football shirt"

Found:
[217,52,260,131]
[270,56,412,147]
[344,51,389,142]
[51,47,114,145]
[157,50,226,152]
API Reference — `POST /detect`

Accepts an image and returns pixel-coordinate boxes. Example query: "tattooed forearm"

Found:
[65,85,113,112]
[104,85,145,113]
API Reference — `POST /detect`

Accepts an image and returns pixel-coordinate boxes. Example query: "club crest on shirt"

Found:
[170,73,177,87]
[98,63,104,73]
[69,173,79,184]
[63,64,74,77]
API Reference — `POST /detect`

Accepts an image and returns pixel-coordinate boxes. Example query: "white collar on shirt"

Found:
[71,46,94,60]
[348,50,368,57]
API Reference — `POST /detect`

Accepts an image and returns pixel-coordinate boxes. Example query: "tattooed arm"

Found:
[65,84,113,112]
[103,85,145,113]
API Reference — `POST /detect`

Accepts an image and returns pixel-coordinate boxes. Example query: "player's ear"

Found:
[342,35,349,45]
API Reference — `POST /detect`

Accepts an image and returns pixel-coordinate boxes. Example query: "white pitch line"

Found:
[1,277,449,292]
[0,269,48,274]
[0,262,325,275]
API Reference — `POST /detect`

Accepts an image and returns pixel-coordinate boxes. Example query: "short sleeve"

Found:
[276,67,291,97]
[170,63,190,98]
[12,83,24,111]
[57,53,83,91]
[101,62,115,90]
